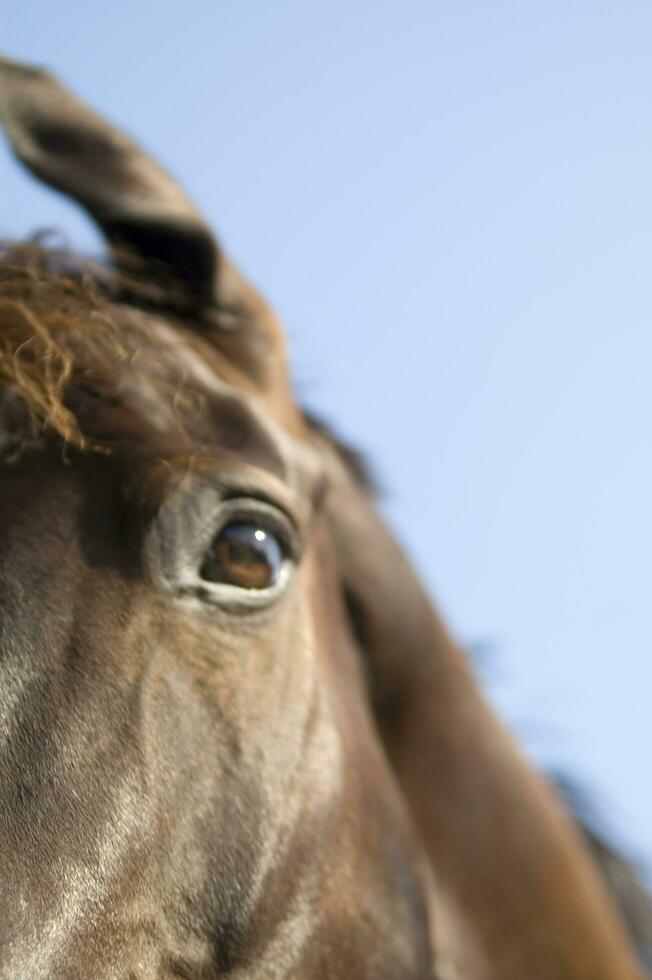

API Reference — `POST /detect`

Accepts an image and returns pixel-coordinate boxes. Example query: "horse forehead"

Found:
[143,317,319,486]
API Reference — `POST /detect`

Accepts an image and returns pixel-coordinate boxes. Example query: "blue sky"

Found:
[3,3,651,873]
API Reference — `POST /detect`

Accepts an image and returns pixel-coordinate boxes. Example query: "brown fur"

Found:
[0,57,647,980]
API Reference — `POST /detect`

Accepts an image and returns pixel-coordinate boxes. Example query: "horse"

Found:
[0,56,646,979]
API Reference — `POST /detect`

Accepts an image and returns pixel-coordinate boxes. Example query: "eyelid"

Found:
[193,464,308,536]
[138,455,319,539]
[220,490,299,540]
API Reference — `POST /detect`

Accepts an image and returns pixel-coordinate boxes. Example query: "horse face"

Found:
[0,300,433,978]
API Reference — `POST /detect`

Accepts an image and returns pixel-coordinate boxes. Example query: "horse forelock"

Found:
[0,242,374,519]
[0,244,281,468]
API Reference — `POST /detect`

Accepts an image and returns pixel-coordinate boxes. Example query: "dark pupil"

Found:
[201,522,283,590]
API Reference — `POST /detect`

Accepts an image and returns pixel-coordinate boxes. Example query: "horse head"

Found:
[0,58,643,979]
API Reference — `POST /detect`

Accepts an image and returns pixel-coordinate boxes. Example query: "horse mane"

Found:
[301,409,378,494]
[552,773,652,971]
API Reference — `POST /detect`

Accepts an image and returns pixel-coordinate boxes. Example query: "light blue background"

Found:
[3,4,650,874]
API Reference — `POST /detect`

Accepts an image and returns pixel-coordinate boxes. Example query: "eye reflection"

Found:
[200,522,285,590]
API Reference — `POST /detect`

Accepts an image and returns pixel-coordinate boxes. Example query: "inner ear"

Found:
[103,220,217,299]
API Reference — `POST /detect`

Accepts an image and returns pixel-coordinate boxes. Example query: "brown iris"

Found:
[200,522,284,590]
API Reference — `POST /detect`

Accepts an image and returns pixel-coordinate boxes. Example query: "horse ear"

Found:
[0,57,216,298]
[322,449,640,977]
[0,57,287,391]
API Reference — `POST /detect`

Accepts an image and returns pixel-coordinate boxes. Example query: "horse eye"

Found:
[200,522,285,590]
